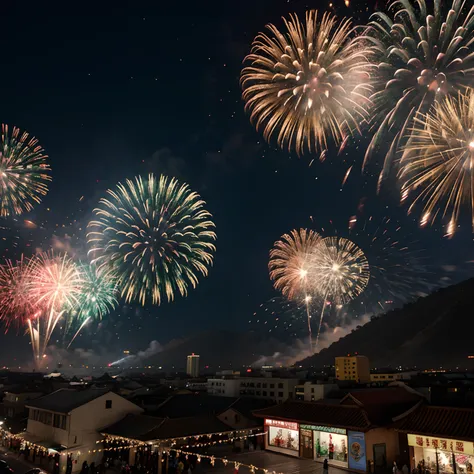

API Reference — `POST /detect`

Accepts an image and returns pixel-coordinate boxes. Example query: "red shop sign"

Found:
[265,419,298,431]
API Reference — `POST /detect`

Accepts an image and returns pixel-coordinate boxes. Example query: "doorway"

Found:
[373,443,387,472]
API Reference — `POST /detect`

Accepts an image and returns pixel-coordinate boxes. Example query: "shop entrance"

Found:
[300,429,313,459]
[373,444,387,472]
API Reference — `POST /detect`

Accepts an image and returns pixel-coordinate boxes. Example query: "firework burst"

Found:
[88,174,216,306]
[269,228,322,299]
[360,0,474,186]
[0,257,33,330]
[311,236,369,347]
[241,10,372,155]
[66,264,118,348]
[27,252,83,362]
[400,89,474,236]
[0,125,51,216]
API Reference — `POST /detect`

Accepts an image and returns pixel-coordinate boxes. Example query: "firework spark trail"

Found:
[241,10,372,155]
[400,89,474,236]
[67,316,91,349]
[88,174,216,306]
[358,0,474,188]
[0,125,51,216]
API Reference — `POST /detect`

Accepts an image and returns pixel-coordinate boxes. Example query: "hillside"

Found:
[300,277,474,368]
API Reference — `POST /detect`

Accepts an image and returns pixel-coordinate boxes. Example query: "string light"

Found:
[171,448,286,474]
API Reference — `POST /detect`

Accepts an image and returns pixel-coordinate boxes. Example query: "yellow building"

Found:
[335,355,370,383]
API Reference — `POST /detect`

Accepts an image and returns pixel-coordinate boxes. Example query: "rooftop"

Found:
[151,394,238,418]
[396,405,474,441]
[26,388,109,413]
[103,413,233,441]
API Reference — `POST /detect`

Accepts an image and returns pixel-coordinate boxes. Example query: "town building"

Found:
[253,386,424,472]
[335,355,370,384]
[186,354,200,378]
[208,376,299,403]
[3,388,44,419]
[395,404,474,473]
[294,382,338,401]
[23,388,143,472]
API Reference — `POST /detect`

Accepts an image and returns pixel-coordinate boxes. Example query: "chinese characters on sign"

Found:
[265,419,299,431]
[408,435,474,455]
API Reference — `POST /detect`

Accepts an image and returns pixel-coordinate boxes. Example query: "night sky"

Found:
[0,1,472,366]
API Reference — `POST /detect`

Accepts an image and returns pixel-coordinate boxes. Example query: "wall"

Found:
[303,383,338,402]
[26,417,69,446]
[207,379,240,397]
[70,392,143,435]
[365,428,400,466]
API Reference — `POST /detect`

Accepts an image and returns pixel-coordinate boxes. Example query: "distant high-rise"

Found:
[335,354,370,384]
[186,353,200,378]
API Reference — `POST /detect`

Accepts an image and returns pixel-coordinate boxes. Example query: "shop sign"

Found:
[300,424,346,435]
[348,431,366,471]
[407,434,474,455]
[265,419,298,431]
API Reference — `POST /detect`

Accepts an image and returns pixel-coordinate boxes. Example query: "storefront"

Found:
[408,434,474,474]
[299,425,367,470]
[265,419,300,457]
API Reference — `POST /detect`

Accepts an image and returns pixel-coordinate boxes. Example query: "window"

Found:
[278,392,284,398]
[53,414,67,430]
[105,400,112,409]
[270,384,275,389]
[311,388,314,393]
[256,391,261,396]
[263,391,267,396]
[263,383,267,388]
[270,392,274,397]
[278,383,284,389]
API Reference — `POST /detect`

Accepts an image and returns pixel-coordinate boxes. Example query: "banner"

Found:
[348,431,366,471]
[407,434,474,455]
[300,425,346,435]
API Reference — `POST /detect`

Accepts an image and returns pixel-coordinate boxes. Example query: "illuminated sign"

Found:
[265,419,298,431]
[407,434,474,455]
[300,425,346,435]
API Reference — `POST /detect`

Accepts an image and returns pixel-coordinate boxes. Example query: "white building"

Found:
[24,388,143,472]
[207,376,299,403]
[186,354,200,378]
[294,382,338,401]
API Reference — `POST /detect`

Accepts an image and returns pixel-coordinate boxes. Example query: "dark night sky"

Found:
[0,0,472,366]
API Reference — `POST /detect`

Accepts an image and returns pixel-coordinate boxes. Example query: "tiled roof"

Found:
[227,398,274,419]
[342,387,423,408]
[151,394,239,418]
[396,405,474,441]
[341,387,424,425]
[26,389,109,413]
[102,414,233,441]
[253,400,371,431]
[102,414,165,439]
